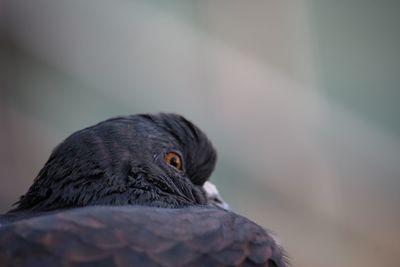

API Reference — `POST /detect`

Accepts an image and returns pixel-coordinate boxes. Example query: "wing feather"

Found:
[0,206,287,267]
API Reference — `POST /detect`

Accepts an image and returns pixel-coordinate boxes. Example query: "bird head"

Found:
[11,113,226,212]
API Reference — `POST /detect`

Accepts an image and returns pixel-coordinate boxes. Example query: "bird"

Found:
[0,113,288,267]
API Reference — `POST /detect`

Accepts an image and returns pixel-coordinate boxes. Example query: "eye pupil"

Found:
[170,157,178,167]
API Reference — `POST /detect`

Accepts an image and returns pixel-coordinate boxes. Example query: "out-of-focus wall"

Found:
[1,1,399,266]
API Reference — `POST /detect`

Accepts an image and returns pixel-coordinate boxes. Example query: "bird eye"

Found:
[164,152,183,170]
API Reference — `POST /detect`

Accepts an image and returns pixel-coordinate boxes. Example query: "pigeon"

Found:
[0,113,288,267]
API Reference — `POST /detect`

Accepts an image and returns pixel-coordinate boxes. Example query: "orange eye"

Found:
[164,152,183,170]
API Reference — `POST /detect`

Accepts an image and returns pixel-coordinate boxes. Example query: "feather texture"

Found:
[0,206,286,267]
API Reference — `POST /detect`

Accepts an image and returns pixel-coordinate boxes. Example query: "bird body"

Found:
[0,206,284,267]
[0,113,287,267]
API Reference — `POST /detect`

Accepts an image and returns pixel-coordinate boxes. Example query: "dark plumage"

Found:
[0,113,288,267]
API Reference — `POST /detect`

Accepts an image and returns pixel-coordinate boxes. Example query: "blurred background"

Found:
[1,1,399,266]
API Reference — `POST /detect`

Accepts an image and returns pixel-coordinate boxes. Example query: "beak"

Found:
[203,181,231,210]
